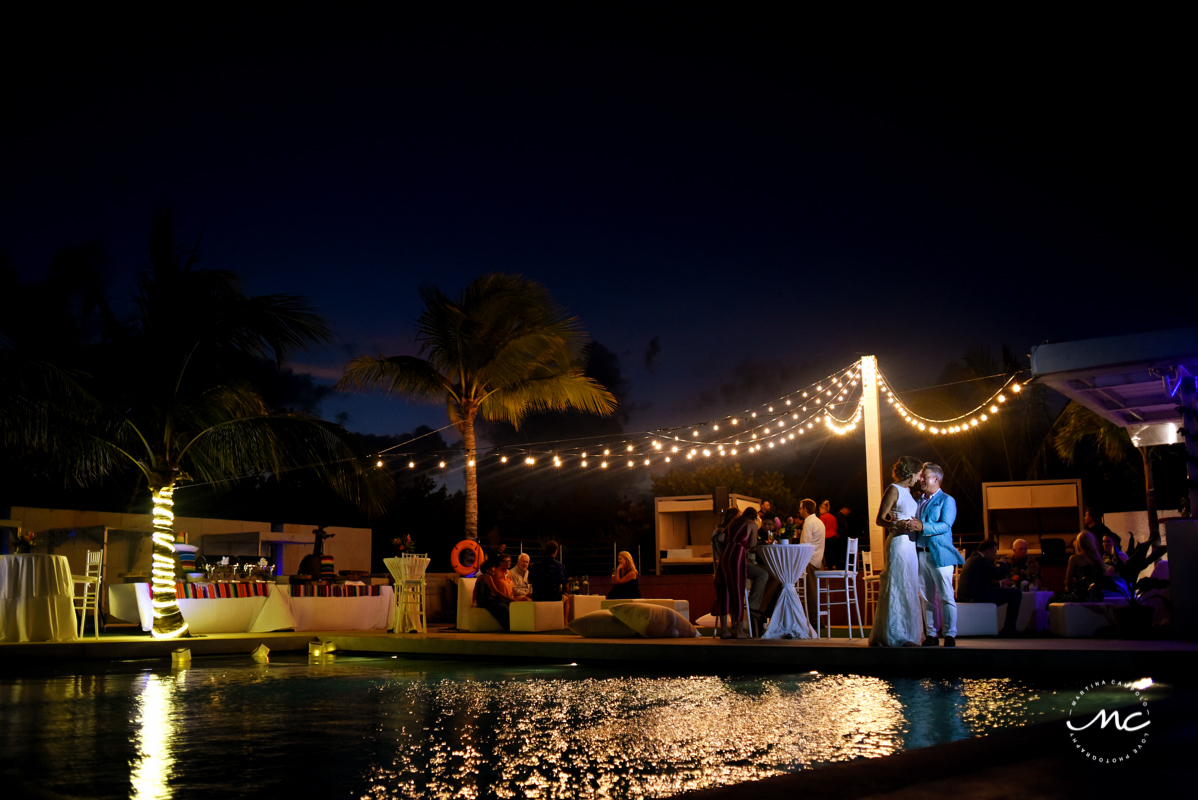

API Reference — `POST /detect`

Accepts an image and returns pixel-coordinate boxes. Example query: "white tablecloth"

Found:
[275,585,395,632]
[757,544,817,639]
[998,590,1054,632]
[0,554,79,642]
[109,583,394,633]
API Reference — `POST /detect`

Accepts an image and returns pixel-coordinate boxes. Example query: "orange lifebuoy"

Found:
[450,539,485,576]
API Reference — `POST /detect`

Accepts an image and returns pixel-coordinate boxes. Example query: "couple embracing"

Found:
[868,456,965,648]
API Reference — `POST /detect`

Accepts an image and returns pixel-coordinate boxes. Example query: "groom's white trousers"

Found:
[918,551,957,638]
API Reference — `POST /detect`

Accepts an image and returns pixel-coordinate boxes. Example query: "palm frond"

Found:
[181,413,394,517]
[335,355,450,400]
[480,370,616,428]
[1051,402,1135,465]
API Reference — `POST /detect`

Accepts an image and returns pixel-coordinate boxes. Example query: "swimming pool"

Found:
[0,655,1171,799]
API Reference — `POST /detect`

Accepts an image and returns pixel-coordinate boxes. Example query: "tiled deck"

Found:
[3,625,1196,678]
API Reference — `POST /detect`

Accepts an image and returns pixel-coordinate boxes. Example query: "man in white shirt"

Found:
[510,552,532,597]
[798,499,826,568]
[797,498,826,615]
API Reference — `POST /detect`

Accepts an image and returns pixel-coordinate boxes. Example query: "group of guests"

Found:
[709,496,840,639]
[471,543,567,630]
[470,542,643,630]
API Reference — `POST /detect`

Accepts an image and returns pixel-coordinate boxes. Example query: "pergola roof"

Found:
[1030,326,1198,445]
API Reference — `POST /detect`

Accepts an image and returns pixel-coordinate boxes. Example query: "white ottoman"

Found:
[572,595,604,619]
[1048,601,1126,637]
[511,601,565,632]
[955,602,999,636]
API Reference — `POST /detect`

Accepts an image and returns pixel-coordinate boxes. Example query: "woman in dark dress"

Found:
[607,551,641,599]
[1054,531,1115,602]
[713,507,756,639]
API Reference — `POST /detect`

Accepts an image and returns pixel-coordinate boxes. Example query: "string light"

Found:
[878,368,1024,436]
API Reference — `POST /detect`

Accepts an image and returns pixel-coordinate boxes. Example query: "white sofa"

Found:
[456,576,565,632]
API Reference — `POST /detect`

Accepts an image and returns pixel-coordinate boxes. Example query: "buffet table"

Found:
[0,554,79,642]
[109,582,395,634]
[757,543,817,639]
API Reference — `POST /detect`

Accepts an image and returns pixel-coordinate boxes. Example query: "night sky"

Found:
[4,9,1192,462]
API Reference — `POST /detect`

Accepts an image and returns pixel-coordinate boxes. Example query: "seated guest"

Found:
[510,552,532,597]
[1101,534,1128,569]
[1005,538,1041,589]
[473,557,530,630]
[496,553,515,598]
[529,540,571,624]
[958,539,1022,635]
[1055,531,1115,602]
[607,551,641,599]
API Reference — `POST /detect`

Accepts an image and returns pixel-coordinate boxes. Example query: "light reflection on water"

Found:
[0,657,1171,800]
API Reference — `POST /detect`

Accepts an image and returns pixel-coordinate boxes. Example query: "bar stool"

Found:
[813,538,865,638]
[861,550,880,625]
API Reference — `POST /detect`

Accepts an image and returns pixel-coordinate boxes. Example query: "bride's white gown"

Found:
[868,483,924,647]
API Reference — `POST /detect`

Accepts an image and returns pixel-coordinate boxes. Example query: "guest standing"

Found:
[713,507,756,638]
[530,540,571,625]
[819,500,842,569]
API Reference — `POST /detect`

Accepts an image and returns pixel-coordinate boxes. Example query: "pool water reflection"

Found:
[0,655,1171,799]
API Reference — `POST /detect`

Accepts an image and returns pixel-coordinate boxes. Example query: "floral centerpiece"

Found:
[392,534,415,555]
[14,529,37,554]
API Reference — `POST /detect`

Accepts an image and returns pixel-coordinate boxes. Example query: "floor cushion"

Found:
[610,603,698,638]
[568,610,639,638]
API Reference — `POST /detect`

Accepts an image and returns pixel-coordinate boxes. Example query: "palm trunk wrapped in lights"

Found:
[150,485,188,639]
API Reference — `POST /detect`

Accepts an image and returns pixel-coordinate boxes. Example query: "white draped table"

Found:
[0,554,79,642]
[757,543,817,639]
[109,582,395,633]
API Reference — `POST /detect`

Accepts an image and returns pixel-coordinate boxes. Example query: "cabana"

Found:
[1030,325,1198,637]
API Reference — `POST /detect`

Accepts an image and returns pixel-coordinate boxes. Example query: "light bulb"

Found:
[601,461,608,468]
[1012,383,1022,393]
[439,461,446,468]
[500,456,507,463]
[376,460,383,467]
[409,461,415,468]
[998,394,1006,403]
[582,460,588,467]
[990,405,998,413]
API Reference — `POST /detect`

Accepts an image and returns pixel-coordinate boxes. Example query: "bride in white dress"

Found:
[868,456,925,647]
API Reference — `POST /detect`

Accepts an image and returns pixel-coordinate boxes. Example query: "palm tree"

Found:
[2,210,387,638]
[336,273,617,538]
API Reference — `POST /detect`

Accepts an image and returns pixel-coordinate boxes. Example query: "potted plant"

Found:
[1096,539,1170,637]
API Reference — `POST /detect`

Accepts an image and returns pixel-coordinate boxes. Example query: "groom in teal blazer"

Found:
[906,462,965,646]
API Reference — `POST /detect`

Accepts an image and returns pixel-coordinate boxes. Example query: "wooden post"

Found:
[1141,446,1160,545]
[861,357,886,568]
